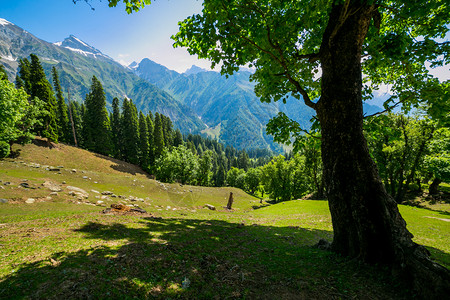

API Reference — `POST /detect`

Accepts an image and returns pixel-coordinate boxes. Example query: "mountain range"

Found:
[0,18,204,134]
[0,18,382,151]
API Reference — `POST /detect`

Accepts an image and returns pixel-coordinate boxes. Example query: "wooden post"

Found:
[226,192,234,210]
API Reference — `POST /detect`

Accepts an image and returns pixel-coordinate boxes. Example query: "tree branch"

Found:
[363,100,401,118]
[220,1,317,110]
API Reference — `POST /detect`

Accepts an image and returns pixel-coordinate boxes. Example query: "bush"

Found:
[0,141,10,158]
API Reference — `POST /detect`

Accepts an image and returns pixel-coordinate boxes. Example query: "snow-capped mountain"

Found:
[54,35,111,59]
[0,18,206,134]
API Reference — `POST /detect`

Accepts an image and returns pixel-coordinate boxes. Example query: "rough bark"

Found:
[316,1,449,297]
[429,178,442,195]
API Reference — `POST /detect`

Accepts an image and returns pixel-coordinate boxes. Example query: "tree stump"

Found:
[227,192,234,210]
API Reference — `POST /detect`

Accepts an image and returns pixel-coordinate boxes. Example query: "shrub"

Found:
[0,141,10,158]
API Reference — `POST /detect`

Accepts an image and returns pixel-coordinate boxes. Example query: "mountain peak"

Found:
[184,65,208,75]
[0,18,13,27]
[128,61,139,69]
[61,35,102,54]
[54,35,111,59]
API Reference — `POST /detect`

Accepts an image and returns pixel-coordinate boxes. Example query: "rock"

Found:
[46,196,52,200]
[57,166,64,168]
[66,186,89,198]
[71,169,77,173]
[96,200,104,205]
[111,203,131,211]
[100,195,109,200]
[204,204,216,210]
[25,198,35,204]
[19,182,31,188]
[182,277,190,289]
[62,181,66,184]
[91,190,100,194]
[3,182,11,186]
[48,167,60,171]
[101,191,113,195]
[0,199,8,204]
[82,176,88,179]
[0,186,4,190]
[130,207,147,213]
[42,181,62,192]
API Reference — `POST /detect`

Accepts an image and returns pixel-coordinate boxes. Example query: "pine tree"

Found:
[82,76,112,155]
[51,67,71,143]
[17,58,31,94]
[110,97,122,158]
[161,114,174,148]
[121,98,140,164]
[138,111,150,169]
[238,150,250,171]
[0,63,8,81]
[69,101,83,146]
[173,129,183,147]
[29,54,58,142]
[153,112,165,159]
[146,114,155,166]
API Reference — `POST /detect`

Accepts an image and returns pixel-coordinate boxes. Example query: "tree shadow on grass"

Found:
[0,217,425,299]
[93,153,154,178]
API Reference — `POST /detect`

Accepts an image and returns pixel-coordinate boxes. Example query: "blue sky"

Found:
[1,0,448,80]
[1,0,206,72]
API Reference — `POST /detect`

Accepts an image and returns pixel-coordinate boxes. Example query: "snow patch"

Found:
[0,18,12,26]
[1,54,16,61]
[63,46,93,57]
[53,41,62,46]
[72,36,90,48]
[63,46,109,60]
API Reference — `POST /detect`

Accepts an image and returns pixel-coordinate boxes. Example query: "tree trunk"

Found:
[316,2,449,297]
[429,178,442,195]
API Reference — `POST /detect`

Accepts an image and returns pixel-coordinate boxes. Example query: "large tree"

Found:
[83,76,112,155]
[105,0,450,296]
[51,67,71,144]
[29,54,59,142]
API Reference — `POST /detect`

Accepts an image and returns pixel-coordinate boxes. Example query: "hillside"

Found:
[0,18,205,133]
[0,140,448,299]
[133,58,316,151]
[0,138,255,210]
[133,59,384,151]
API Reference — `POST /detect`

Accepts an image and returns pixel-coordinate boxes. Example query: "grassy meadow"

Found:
[0,141,449,299]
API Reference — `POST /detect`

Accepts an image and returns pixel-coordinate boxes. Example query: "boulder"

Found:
[42,181,62,192]
[19,182,31,188]
[66,186,89,198]
[204,204,216,210]
[0,199,8,204]
[25,198,35,204]
[101,191,113,195]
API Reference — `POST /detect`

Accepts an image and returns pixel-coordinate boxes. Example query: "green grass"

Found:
[0,141,448,299]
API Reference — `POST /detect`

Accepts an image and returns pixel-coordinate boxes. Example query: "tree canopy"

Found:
[103,0,450,296]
